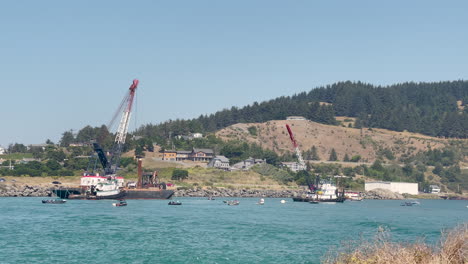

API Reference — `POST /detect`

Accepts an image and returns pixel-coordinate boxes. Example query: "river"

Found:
[0,197,466,263]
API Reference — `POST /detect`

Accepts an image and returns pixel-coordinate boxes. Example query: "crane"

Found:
[286,124,319,192]
[285,124,306,170]
[93,79,139,175]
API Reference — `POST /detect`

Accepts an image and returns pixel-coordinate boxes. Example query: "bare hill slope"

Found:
[216,120,450,163]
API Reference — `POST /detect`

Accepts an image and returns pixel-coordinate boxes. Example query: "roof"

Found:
[214,155,229,162]
[193,148,214,154]
[177,150,192,154]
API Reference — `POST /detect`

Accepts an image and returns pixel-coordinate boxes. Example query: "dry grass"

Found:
[322,223,467,264]
[216,120,451,163]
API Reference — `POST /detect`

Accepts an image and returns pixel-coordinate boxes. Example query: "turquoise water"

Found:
[0,198,466,264]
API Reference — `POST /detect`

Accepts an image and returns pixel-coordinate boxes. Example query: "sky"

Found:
[1,0,467,147]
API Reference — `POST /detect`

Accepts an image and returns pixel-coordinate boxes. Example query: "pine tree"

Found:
[329,148,337,161]
[343,153,350,162]
[310,146,320,160]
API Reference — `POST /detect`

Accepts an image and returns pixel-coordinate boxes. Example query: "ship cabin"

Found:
[80,173,125,187]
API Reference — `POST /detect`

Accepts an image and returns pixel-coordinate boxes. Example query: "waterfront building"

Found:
[365,181,418,195]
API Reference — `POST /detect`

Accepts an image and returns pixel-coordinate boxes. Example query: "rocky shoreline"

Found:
[0,184,53,197]
[0,184,464,200]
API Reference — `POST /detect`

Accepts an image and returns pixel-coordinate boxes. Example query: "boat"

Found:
[168,201,182,205]
[293,179,346,203]
[257,198,265,205]
[280,200,286,204]
[42,199,67,204]
[227,200,240,206]
[345,191,363,201]
[112,200,127,207]
[401,200,420,206]
[52,80,174,201]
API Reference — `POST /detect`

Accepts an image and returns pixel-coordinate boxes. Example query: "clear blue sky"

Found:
[1,0,467,147]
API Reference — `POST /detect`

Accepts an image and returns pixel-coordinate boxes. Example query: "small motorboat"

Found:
[168,201,182,205]
[112,200,127,207]
[227,200,239,206]
[42,199,67,204]
[400,201,420,206]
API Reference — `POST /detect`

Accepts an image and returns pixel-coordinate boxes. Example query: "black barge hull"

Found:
[53,188,174,200]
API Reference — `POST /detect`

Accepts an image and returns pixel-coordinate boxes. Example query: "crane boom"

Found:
[104,79,139,175]
[285,124,306,169]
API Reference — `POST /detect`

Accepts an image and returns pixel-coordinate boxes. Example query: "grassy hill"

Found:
[216,119,455,164]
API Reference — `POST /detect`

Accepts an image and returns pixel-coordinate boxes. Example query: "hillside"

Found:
[216,119,454,164]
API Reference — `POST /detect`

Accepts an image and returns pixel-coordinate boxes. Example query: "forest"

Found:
[135,80,468,143]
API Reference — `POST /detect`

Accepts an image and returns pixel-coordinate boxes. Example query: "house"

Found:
[176,151,192,161]
[365,181,418,195]
[207,156,230,170]
[0,146,5,155]
[286,116,307,121]
[231,157,266,170]
[429,185,441,194]
[280,162,306,172]
[162,150,177,161]
[192,133,203,139]
[190,148,214,162]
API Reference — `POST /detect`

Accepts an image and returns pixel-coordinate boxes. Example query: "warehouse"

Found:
[365,181,419,195]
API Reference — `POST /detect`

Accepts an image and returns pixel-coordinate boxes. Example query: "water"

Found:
[0,198,466,264]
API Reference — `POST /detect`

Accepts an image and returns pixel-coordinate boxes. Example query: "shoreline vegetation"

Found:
[322,223,467,264]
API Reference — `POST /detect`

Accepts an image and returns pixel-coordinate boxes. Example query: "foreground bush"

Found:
[322,223,467,264]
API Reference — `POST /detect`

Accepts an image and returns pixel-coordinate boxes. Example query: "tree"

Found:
[60,131,75,147]
[350,155,361,162]
[328,148,338,161]
[172,169,189,181]
[310,146,320,160]
[343,153,350,162]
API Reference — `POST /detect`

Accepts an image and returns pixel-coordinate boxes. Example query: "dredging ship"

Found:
[53,79,173,200]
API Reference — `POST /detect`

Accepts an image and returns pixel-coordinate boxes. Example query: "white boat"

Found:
[257,198,265,205]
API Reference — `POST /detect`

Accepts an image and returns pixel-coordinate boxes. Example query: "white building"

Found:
[365,181,418,195]
[192,133,203,139]
[281,162,306,172]
[207,155,230,171]
[286,116,307,121]
[0,146,5,155]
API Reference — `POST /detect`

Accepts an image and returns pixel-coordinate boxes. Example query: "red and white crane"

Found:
[93,79,139,175]
[285,124,306,170]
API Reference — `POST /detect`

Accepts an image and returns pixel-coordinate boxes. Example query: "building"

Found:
[207,155,230,170]
[429,185,441,194]
[231,157,266,170]
[191,148,214,162]
[365,181,418,195]
[286,116,307,121]
[162,150,177,161]
[0,146,5,155]
[192,133,203,139]
[280,162,306,172]
[176,151,192,161]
